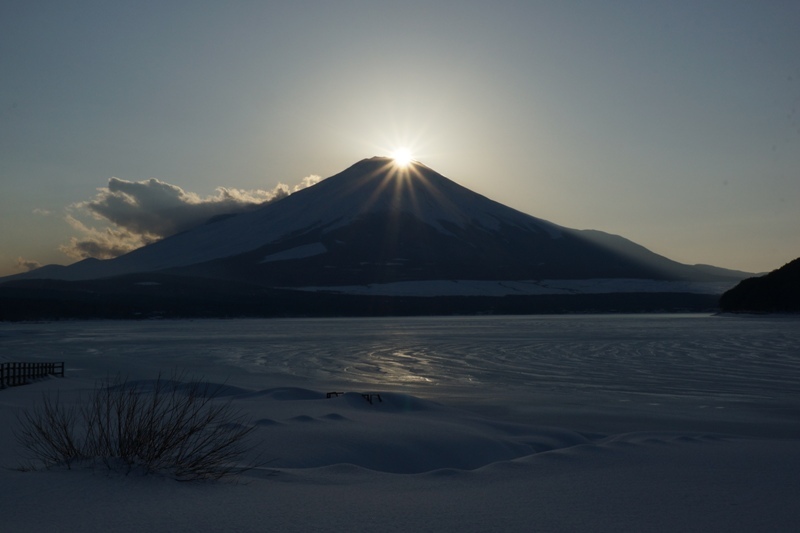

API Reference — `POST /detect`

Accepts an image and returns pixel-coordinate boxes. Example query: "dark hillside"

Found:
[719,258,800,313]
[0,274,720,321]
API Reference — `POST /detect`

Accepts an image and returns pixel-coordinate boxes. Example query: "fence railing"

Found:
[0,362,64,389]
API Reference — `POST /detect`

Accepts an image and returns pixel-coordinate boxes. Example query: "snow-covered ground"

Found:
[1,314,799,532]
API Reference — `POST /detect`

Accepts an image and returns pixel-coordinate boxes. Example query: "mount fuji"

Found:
[1,157,749,318]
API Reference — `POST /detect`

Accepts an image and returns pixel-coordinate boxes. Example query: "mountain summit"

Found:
[1,157,750,318]
[33,157,565,281]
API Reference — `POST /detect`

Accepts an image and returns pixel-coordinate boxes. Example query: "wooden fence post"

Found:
[0,362,65,389]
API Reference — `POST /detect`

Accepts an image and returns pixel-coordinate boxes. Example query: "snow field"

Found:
[1,314,799,532]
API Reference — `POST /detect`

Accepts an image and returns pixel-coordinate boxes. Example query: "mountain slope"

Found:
[720,257,800,313]
[4,157,747,288]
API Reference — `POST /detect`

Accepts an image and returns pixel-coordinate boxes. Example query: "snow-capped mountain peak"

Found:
[25,157,562,280]
[3,157,747,286]
[281,157,563,237]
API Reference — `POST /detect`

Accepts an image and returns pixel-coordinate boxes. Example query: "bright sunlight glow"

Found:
[391,148,414,167]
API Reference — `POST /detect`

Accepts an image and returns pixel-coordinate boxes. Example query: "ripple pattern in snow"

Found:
[3,314,799,413]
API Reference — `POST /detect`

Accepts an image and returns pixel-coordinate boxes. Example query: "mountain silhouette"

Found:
[0,157,750,318]
[720,257,800,313]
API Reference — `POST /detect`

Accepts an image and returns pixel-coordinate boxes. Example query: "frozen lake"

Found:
[3,313,800,532]
[3,313,799,437]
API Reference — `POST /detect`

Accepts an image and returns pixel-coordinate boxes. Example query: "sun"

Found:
[391,147,414,167]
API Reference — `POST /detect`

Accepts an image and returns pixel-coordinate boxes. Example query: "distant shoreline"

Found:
[1,282,722,321]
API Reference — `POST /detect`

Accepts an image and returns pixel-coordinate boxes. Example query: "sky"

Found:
[2,0,799,277]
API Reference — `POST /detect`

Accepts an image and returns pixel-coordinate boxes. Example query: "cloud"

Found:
[79,178,292,238]
[60,175,321,260]
[16,257,42,272]
[59,215,152,260]
[292,174,321,191]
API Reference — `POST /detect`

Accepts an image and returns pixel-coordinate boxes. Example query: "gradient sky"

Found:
[2,1,799,277]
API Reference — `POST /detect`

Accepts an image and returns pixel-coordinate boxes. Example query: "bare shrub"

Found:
[14,392,82,469]
[15,373,257,481]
